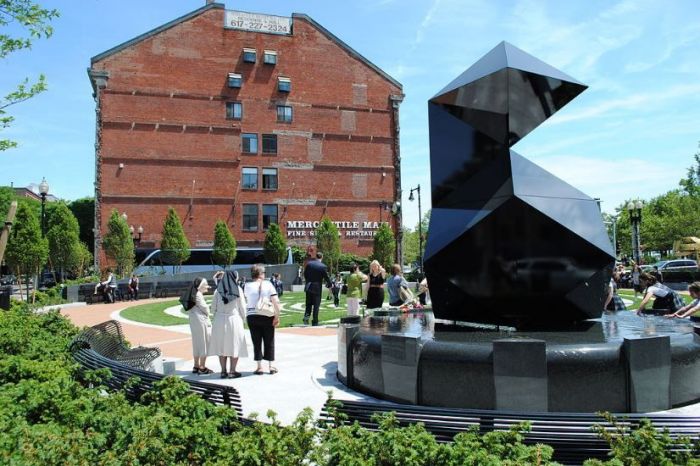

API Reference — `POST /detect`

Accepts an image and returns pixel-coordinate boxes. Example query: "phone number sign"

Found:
[224,10,292,35]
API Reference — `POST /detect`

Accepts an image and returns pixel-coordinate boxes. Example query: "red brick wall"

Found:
[92,7,401,264]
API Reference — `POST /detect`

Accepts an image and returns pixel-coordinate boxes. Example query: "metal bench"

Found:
[71,320,161,369]
[321,399,700,465]
[70,321,243,417]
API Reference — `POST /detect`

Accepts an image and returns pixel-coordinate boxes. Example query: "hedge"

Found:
[0,307,697,465]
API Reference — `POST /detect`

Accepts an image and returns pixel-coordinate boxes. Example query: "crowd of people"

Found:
[181,266,281,377]
[607,263,700,319]
[181,249,429,377]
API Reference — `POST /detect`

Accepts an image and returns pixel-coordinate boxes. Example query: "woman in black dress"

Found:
[366,260,386,309]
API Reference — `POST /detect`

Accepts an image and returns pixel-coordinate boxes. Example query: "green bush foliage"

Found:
[1,309,698,465]
[212,219,236,268]
[263,222,287,264]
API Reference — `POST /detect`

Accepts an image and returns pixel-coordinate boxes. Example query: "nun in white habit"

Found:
[209,270,248,378]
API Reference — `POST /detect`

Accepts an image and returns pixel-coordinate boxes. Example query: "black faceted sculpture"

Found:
[424,41,615,326]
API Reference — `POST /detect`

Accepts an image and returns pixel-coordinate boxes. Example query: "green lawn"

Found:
[119,290,351,328]
[617,288,692,311]
[120,288,693,328]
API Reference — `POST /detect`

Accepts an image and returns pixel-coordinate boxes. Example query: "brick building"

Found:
[88,2,403,267]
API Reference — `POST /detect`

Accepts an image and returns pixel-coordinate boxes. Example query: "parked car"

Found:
[653,259,698,272]
[0,274,16,285]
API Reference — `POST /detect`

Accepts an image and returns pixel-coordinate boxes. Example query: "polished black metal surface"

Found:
[424,41,615,326]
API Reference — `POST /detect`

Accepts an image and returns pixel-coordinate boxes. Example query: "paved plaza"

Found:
[60,299,380,424]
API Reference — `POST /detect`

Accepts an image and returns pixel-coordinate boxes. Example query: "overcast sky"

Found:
[2,0,699,229]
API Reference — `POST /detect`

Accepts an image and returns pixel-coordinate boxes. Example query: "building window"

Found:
[243,48,256,63]
[262,134,277,154]
[262,168,278,190]
[242,204,258,231]
[277,105,293,123]
[262,204,278,230]
[227,73,242,88]
[264,50,277,65]
[277,76,291,92]
[226,101,242,120]
[242,133,258,154]
[241,167,258,190]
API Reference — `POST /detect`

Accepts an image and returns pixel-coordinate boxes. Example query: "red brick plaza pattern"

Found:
[89,3,404,266]
[61,300,335,361]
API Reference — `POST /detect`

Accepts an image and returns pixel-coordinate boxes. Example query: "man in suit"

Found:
[304,251,332,326]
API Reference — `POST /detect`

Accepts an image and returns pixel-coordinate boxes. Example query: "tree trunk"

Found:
[16,267,23,303]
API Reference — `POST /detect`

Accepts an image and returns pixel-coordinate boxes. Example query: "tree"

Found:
[102,209,134,276]
[679,142,700,197]
[160,207,190,273]
[315,216,341,273]
[212,220,236,269]
[263,223,287,264]
[1,0,59,151]
[4,202,47,301]
[71,241,92,277]
[45,202,80,280]
[69,197,95,254]
[372,222,395,270]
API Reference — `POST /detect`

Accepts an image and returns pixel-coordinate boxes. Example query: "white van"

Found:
[133,247,293,277]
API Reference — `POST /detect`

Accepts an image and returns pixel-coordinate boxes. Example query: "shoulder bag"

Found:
[255,281,276,317]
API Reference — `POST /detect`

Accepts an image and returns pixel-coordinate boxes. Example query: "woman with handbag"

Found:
[209,270,248,378]
[243,264,281,375]
[181,277,214,375]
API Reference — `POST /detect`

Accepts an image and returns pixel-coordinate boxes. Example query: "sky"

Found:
[2,0,700,230]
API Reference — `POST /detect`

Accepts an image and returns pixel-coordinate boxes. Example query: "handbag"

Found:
[255,281,275,317]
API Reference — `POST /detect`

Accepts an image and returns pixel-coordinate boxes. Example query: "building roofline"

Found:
[291,13,402,89]
[90,2,225,64]
[89,5,402,90]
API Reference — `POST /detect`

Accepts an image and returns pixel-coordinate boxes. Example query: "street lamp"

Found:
[408,184,422,272]
[627,200,643,264]
[38,177,49,237]
[130,225,143,245]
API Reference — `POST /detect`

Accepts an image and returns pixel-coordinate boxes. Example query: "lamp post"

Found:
[627,200,643,264]
[38,177,49,237]
[408,184,422,272]
[130,225,143,246]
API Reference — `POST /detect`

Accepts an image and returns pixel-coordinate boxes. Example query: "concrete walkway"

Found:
[61,299,377,424]
[60,300,700,424]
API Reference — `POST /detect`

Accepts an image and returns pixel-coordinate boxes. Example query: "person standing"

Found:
[366,260,386,309]
[345,263,367,317]
[181,277,213,374]
[387,264,410,307]
[209,270,248,378]
[303,251,332,326]
[331,273,342,307]
[244,264,281,375]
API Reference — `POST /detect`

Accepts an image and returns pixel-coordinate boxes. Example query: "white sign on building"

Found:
[224,10,292,35]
